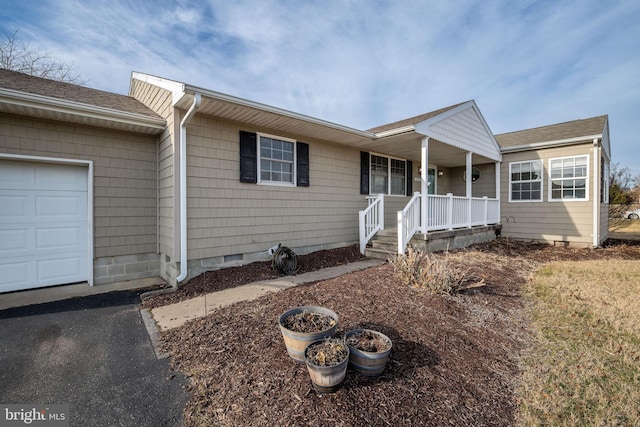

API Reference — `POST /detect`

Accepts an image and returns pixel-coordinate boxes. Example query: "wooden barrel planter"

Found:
[305,338,350,393]
[278,306,338,363]
[344,328,393,377]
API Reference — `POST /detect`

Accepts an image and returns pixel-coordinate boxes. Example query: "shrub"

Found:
[390,247,468,295]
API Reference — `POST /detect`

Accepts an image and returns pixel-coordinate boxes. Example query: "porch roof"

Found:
[366,100,502,166]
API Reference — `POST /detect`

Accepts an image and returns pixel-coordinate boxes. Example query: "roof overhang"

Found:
[0,87,166,135]
[131,73,502,166]
[132,72,375,145]
[500,134,603,153]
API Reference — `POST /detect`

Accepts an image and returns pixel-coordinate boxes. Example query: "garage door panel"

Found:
[0,193,30,218]
[0,162,33,188]
[36,225,85,250]
[0,261,30,292]
[37,255,83,282]
[35,163,86,191]
[0,228,29,253]
[35,194,86,219]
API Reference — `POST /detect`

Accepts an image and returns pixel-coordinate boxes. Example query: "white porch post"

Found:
[495,161,501,223]
[420,137,429,233]
[466,151,472,227]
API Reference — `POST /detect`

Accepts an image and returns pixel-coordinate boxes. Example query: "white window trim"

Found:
[257,132,297,187]
[508,160,543,203]
[548,155,590,202]
[370,152,408,197]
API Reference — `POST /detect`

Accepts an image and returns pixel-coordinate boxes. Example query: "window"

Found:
[463,167,481,183]
[510,160,542,202]
[370,154,406,195]
[239,131,308,186]
[258,134,295,185]
[549,155,588,201]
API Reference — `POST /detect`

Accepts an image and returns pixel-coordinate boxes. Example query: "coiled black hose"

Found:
[272,245,298,275]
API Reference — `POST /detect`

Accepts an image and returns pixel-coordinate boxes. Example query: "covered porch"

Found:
[359,101,502,255]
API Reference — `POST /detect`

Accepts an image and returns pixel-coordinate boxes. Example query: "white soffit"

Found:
[414,101,502,161]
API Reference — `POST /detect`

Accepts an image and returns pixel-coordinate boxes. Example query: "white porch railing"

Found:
[396,193,501,254]
[426,194,500,231]
[358,194,384,254]
[398,192,421,254]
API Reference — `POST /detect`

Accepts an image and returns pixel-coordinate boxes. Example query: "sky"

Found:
[2,0,639,177]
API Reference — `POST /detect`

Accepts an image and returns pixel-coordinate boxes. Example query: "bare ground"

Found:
[158,239,640,426]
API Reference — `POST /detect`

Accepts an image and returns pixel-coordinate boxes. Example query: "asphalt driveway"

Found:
[0,290,188,426]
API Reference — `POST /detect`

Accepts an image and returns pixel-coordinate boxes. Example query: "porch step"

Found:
[366,230,398,260]
[365,224,502,259]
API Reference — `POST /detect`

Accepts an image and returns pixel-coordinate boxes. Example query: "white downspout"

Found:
[592,138,600,248]
[176,93,201,283]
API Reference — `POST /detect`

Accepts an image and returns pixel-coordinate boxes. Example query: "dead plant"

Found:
[390,246,468,295]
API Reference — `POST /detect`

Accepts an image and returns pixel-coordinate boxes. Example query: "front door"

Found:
[427,168,436,195]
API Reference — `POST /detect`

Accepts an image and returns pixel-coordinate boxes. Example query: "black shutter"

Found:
[296,142,309,187]
[360,151,370,195]
[406,160,413,195]
[239,131,257,183]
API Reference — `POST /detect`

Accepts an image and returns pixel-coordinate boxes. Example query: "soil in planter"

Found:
[282,312,336,333]
[306,339,349,366]
[346,330,391,353]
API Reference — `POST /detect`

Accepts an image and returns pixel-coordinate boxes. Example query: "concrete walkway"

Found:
[150,259,384,331]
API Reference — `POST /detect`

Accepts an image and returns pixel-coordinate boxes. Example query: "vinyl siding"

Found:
[129,79,176,259]
[450,163,497,198]
[183,114,364,260]
[0,114,158,258]
[501,143,596,245]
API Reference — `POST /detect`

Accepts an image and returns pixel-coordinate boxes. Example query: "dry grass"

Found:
[518,260,640,426]
[609,219,640,240]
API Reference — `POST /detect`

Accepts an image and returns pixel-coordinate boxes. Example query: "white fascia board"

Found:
[500,134,603,153]
[0,87,166,131]
[373,125,416,138]
[182,83,376,140]
[131,72,186,105]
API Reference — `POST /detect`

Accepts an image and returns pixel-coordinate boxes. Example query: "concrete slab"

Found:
[0,277,166,311]
[151,258,384,331]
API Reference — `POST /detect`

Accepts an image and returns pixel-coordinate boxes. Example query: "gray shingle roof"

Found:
[0,68,161,119]
[367,101,468,134]
[495,115,607,148]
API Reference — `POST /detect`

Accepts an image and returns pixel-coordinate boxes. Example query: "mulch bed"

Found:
[159,238,640,426]
[142,245,365,309]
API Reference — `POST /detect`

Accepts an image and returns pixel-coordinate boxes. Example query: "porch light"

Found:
[438,170,444,177]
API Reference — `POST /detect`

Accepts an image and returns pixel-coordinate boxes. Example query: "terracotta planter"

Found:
[344,329,392,377]
[304,339,350,393]
[278,306,338,363]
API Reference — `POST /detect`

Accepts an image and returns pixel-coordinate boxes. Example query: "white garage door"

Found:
[0,160,89,293]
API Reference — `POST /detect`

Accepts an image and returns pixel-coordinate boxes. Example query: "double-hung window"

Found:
[549,155,589,201]
[509,160,542,201]
[258,134,295,185]
[370,154,406,196]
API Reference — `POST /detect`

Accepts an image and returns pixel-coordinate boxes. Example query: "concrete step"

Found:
[366,230,398,259]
